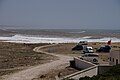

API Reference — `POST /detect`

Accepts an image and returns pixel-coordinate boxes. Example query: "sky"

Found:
[0,0,120,29]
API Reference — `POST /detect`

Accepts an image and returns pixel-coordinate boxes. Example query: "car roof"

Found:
[87,47,93,48]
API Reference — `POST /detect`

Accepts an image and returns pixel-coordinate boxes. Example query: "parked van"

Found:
[80,53,99,63]
[83,46,94,53]
[72,41,88,51]
[78,41,88,45]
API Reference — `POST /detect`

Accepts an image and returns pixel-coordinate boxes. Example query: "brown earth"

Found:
[0,42,58,76]
[0,44,75,80]
[0,42,120,80]
[41,42,120,62]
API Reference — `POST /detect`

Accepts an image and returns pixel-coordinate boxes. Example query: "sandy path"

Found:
[1,44,72,80]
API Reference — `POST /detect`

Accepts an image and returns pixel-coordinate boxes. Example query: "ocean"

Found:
[0,29,120,43]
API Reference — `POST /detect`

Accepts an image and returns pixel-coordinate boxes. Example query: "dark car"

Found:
[72,45,83,51]
[72,41,87,51]
[96,45,111,52]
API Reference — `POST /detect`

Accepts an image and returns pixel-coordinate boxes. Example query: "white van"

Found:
[83,46,94,53]
[80,53,99,63]
[78,41,88,45]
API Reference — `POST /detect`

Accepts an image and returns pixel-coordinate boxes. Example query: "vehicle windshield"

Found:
[88,48,93,50]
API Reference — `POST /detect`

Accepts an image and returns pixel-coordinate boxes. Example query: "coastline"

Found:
[0,29,120,43]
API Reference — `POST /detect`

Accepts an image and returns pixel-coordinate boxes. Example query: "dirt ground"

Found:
[0,42,120,80]
[0,42,57,76]
[0,43,77,80]
[40,43,81,57]
[32,42,120,80]
[41,42,120,62]
[33,66,79,80]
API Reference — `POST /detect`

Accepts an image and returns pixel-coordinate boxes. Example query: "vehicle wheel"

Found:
[93,59,98,62]
[80,58,83,60]
[83,51,85,53]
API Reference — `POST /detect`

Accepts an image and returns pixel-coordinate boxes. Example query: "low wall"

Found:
[74,57,96,69]
[63,57,98,80]
[62,58,111,80]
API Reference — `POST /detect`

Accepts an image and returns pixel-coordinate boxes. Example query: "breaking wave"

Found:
[0,34,120,43]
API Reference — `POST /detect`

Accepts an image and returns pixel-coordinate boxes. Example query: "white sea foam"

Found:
[0,34,120,43]
[82,36,92,39]
[69,31,86,33]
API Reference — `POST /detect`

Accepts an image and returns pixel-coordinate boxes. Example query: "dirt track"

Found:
[0,44,72,80]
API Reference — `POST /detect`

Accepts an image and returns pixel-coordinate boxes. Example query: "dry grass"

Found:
[0,42,79,79]
[0,42,120,78]
[41,42,120,62]
[0,42,57,76]
[32,66,79,80]
[41,43,82,57]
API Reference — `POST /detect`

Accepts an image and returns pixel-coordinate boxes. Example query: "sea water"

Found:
[0,29,120,43]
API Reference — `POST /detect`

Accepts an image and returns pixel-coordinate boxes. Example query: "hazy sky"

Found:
[0,0,120,29]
